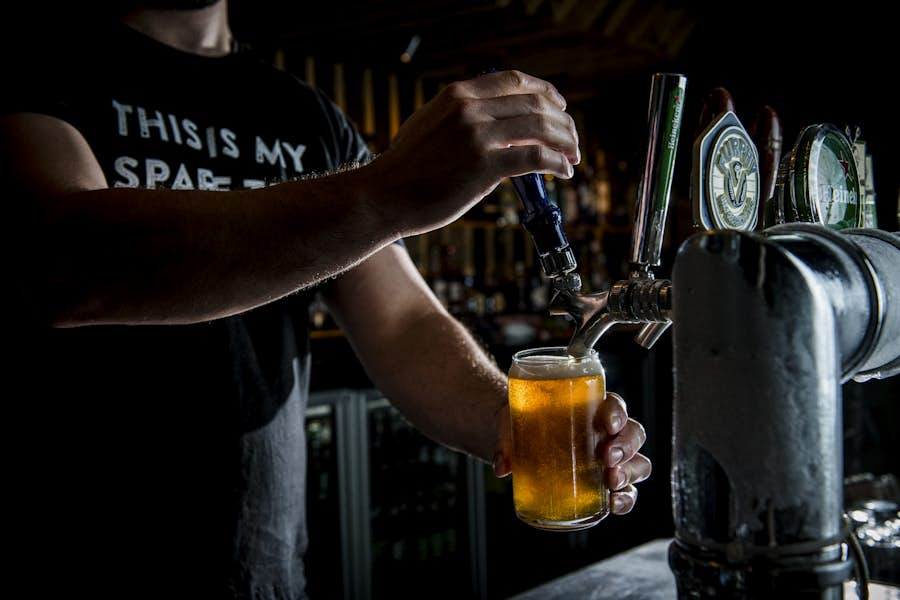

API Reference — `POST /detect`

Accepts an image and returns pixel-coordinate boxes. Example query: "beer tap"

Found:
[749,105,783,229]
[669,91,897,597]
[522,72,687,358]
[509,172,581,293]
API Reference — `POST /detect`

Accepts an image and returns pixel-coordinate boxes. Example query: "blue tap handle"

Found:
[510,174,566,256]
[480,68,579,288]
[509,173,579,284]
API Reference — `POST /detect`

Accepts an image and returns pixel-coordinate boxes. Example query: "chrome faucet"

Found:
[549,72,686,357]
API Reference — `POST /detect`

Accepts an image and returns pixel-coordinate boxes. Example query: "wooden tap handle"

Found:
[749,105,783,226]
[695,87,736,139]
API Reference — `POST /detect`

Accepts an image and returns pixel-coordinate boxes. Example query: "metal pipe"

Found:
[669,226,899,597]
[556,73,685,358]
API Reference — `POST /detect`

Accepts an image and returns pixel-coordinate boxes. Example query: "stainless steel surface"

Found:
[844,228,900,381]
[669,226,900,596]
[554,277,673,358]
[673,230,845,546]
[510,537,900,599]
[509,538,677,600]
[764,225,900,382]
[537,247,579,285]
[635,321,672,349]
[556,73,684,358]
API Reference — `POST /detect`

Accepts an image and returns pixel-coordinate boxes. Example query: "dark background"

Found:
[4,1,897,597]
[231,1,899,595]
[7,2,897,228]
[228,0,898,231]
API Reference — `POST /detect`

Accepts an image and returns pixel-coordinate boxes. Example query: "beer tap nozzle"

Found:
[509,173,582,293]
[560,72,686,358]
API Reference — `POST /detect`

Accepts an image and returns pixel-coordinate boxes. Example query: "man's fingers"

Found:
[611,485,638,515]
[475,93,569,122]
[594,392,628,436]
[454,69,567,109]
[606,452,652,491]
[489,145,574,180]
[597,417,646,467]
[485,113,579,163]
[461,95,578,165]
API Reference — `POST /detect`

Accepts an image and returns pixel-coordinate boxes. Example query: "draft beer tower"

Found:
[511,72,685,360]
[512,72,900,596]
[669,103,900,596]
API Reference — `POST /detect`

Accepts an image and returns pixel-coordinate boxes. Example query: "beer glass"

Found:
[508,346,608,531]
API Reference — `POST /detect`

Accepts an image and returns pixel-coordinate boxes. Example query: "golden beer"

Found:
[508,347,608,531]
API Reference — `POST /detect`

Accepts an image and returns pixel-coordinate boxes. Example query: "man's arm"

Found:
[2,113,393,327]
[2,70,579,327]
[321,244,508,464]
[323,245,653,513]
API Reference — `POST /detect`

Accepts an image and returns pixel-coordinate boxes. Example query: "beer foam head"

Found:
[510,347,604,380]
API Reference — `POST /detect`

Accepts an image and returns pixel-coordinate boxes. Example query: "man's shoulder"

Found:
[230,48,356,132]
[231,45,322,102]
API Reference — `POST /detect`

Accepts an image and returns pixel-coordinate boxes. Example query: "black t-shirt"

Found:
[3,19,370,599]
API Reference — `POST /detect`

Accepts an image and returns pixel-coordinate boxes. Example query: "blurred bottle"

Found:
[428,239,449,310]
[559,173,580,226]
[513,260,529,313]
[593,148,613,225]
[611,156,634,227]
[309,293,334,330]
[460,226,486,317]
[482,226,506,316]
[576,162,597,225]
[444,241,465,317]
[499,227,518,313]
[589,234,611,292]
[496,178,520,227]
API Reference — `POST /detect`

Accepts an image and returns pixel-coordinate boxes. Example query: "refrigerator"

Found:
[304,389,487,600]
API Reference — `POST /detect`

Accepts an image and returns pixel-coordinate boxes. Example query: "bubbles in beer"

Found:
[508,348,609,531]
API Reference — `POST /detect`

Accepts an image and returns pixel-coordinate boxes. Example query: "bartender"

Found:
[1,1,652,597]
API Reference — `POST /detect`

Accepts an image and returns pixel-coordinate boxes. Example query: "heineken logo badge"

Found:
[773,123,862,230]
[692,111,760,231]
[803,125,861,229]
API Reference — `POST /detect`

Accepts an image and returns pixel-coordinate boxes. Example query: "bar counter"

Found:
[509,537,900,600]
[509,538,677,600]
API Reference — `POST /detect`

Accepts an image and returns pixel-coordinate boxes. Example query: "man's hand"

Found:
[492,391,651,516]
[593,392,652,514]
[354,69,580,238]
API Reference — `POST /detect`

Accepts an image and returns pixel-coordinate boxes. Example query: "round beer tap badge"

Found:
[772,124,861,229]
[692,111,760,231]
[801,124,861,229]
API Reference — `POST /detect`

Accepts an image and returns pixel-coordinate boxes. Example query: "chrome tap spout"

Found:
[561,73,685,357]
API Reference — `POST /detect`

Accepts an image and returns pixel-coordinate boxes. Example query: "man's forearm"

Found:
[8,68,583,327]
[324,246,509,464]
[360,308,508,463]
[24,168,397,327]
